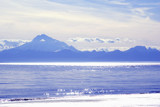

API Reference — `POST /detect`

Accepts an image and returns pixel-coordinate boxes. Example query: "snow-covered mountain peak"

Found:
[13,34,78,52]
[32,34,55,42]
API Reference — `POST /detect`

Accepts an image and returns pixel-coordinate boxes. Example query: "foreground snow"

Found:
[1,93,160,107]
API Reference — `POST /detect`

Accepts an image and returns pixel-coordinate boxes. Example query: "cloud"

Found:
[109,0,130,6]
[137,2,160,6]
[0,0,159,50]
[68,37,134,44]
[66,37,145,51]
[131,7,152,16]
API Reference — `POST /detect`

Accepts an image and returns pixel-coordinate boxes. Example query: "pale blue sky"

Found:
[0,0,160,50]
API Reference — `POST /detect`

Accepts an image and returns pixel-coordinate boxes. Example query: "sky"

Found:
[0,0,160,51]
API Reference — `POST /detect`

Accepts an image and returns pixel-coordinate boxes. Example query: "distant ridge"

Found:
[0,34,160,62]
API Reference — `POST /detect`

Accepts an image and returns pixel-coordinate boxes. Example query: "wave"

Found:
[1,90,160,103]
[1,93,160,107]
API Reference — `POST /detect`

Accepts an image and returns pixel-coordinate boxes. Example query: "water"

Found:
[0,62,160,101]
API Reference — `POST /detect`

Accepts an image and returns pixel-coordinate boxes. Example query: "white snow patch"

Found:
[40,39,46,42]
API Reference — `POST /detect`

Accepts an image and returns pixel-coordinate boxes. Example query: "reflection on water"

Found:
[0,63,160,99]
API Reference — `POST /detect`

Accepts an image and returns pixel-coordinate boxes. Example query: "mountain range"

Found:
[0,34,160,62]
[0,39,29,51]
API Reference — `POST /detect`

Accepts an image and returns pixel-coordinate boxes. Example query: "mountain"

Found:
[106,46,160,61]
[13,34,77,52]
[0,34,160,62]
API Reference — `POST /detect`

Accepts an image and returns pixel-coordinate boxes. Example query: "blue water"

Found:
[0,63,160,100]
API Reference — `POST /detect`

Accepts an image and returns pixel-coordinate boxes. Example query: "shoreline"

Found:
[0,62,160,66]
[1,93,160,107]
